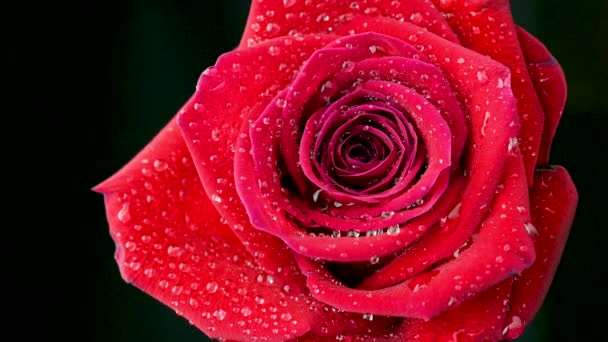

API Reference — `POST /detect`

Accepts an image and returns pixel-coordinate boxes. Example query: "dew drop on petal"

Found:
[268,45,281,56]
[386,225,400,235]
[206,281,219,294]
[213,309,227,321]
[117,203,130,223]
[241,306,252,317]
[370,256,380,265]
[283,0,296,8]
[525,222,539,237]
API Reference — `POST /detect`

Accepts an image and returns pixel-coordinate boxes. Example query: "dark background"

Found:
[57,0,607,340]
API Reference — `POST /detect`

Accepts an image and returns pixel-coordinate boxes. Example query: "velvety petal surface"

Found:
[179,34,338,293]
[179,34,397,339]
[95,119,314,342]
[399,280,513,342]
[431,0,546,183]
[240,0,459,48]
[503,166,577,339]
[98,1,576,341]
[297,153,535,319]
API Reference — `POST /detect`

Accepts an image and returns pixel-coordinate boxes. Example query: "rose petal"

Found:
[298,154,535,319]
[179,34,337,293]
[399,280,513,342]
[238,116,461,261]
[336,15,521,274]
[326,56,467,168]
[433,0,546,182]
[240,0,459,49]
[280,33,425,196]
[503,166,577,339]
[95,119,313,341]
[516,26,567,166]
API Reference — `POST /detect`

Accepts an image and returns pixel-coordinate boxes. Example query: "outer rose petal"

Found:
[432,0,546,182]
[240,0,459,48]
[179,34,337,293]
[516,26,567,166]
[297,154,535,320]
[504,166,577,339]
[399,280,513,342]
[95,119,314,342]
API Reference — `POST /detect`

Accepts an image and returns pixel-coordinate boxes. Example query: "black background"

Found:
[39,0,608,340]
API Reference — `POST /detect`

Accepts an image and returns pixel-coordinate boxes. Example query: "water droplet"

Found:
[281,313,292,321]
[211,128,221,141]
[507,315,523,331]
[206,281,219,293]
[153,159,168,171]
[167,246,183,257]
[481,111,491,136]
[283,0,296,8]
[125,241,136,251]
[525,223,538,237]
[211,193,222,203]
[117,203,130,223]
[312,189,322,202]
[370,256,380,264]
[241,307,252,316]
[508,137,519,152]
[409,12,422,24]
[213,309,227,321]
[476,70,488,82]
[443,204,461,223]
[438,0,454,10]
[268,45,281,56]
[380,211,395,218]
[362,313,374,321]
[386,225,400,235]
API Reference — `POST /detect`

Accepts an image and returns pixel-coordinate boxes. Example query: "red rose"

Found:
[96,0,578,341]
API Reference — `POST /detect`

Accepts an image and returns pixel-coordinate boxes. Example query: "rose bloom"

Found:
[96,0,577,341]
